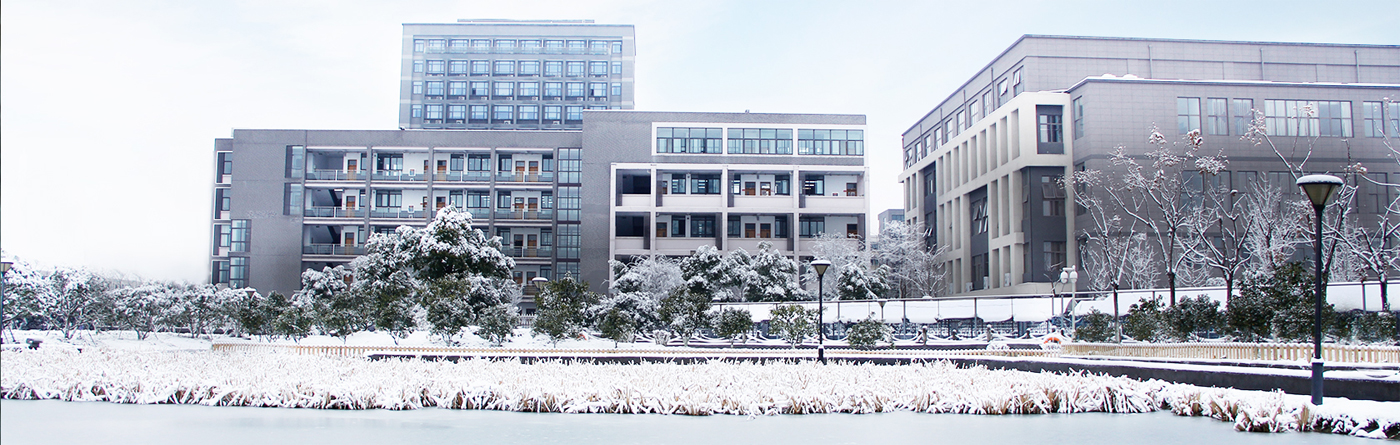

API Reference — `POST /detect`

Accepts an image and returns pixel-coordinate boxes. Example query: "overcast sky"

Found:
[2,0,1397,282]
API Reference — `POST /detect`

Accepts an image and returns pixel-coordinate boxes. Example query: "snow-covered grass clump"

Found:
[2,349,1396,439]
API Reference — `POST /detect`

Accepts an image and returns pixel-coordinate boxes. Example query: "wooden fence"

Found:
[1063,342,1400,364]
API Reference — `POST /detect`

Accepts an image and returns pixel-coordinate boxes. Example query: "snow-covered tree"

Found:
[745,242,806,302]
[475,304,518,346]
[680,245,743,301]
[601,257,682,333]
[870,220,949,298]
[713,307,753,346]
[597,307,635,347]
[167,284,236,340]
[422,276,520,344]
[295,265,365,340]
[22,267,108,339]
[532,276,599,345]
[658,287,712,345]
[108,283,171,340]
[835,263,891,301]
[768,304,816,347]
[845,317,890,350]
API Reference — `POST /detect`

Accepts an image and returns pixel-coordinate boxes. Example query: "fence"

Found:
[1063,342,1400,364]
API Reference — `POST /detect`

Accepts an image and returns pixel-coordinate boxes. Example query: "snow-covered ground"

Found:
[2,345,1397,439]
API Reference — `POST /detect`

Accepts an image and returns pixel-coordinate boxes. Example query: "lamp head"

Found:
[531,276,549,285]
[811,259,831,277]
[1296,174,1343,208]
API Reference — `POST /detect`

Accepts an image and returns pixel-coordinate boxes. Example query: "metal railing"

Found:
[432,171,492,182]
[370,208,426,219]
[372,170,425,182]
[304,207,362,218]
[495,172,555,183]
[307,170,364,181]
[302,244,366,256]
[1063,342,1400,364]
[502,246,553,258]
[494,209,554,220]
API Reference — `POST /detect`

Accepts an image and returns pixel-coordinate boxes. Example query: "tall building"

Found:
[210,112,868,308]
[399,20,636,131]
[898,35,1400,297]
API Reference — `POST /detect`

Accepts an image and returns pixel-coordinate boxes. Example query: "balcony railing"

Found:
[304,207,363,218]
[496,172,555,183]
[494,209,555,220]
[501,246,553,258]
[432,171,492,182]
[371,208,426,219]
[303,244,366,256]
[372,170,425,182]
[307,170,364,181]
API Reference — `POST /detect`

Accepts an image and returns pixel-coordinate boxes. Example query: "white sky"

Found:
[3,0,1398,282]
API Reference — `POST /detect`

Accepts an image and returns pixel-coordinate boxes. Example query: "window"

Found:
[493,81,514,97]
[375,190,402,207]
[1072,97,1084,139]
[728,216,742,238]
[543,82,563,98]
[470,39,490,52]
[518,105,539,121]
[566,82,585,98]
[1201,98,1226,136]
[469,105,488,122]
[1044,241,1066,270]
[589,61,608,76]
[557,187,581,221]
[775,174,791,195]
[448,105,466,121]
[412,81,424,95]
[982,91,993,117]
[589,82,607,98]
[565,106,583,122]
[493,60,514,75]
[425,104,443,120]
[611,83,621,96]
[470,60,489,75]
[727,128,793,154]
[691,174,720,194]
[803,175,825,196]
[690,215,716,238]
[411,105,422,118]
[1038,108,1063,143]
[557,149,582,184]
[588,40,608,54]
[493,105,513,122]
[611,62,622,75]
[413,60,424,73]
[797,129,863,155]
[214,188,231,217]
[612,41,623,54]
[1364,101,1385,137]
[955,112,964,133]
[521,40,541,53]
[519,61,539,76]
[425,39,445,52]
[1042,175,1065,216]
[1363,173,1391,214]
[284,183,302,215]
[1390,103,1400,136]
[229,257,247,289]
[544,61,562,77]
[286,145,304,179]
[448,154,465,171]
[448,81,467,96]
[971,198,988,234]
[470,81,489,98]
[543,106,562,122]
[1011,69,1023,95]
[448,60,468,75]
[998,78,1009,95]
[1232,98,1254,135]
[968,101,980,126]
[1177,97,1201,134]
[1316,100,1352,137]
[544,40,564,53]
[670,176,686,194]
[216,152,233,177]
[413,40,425,52]
[495,39,515,53]
[566,61,584,77]
[656,127,723,154]
[799,217,825,238]
[1264,99,1320,137]
[426,81,443,96]
[230,219,250,252]
[468,154,490,172]
[449,39,468,52]
[426,60,444,75]
[566,40,585,53]
[519,82,539,97]
[496,191,512,209]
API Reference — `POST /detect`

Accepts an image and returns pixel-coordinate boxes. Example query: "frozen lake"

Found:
[1,400,1366,444]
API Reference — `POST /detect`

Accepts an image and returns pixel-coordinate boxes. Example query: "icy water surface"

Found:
[1,399,1364,444]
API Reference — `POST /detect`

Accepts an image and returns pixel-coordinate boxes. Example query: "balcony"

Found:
[304,207,363,218]
[660,194,723,208]
[733,195,794,209]
[494,209,555,221]
[303,244,366,256]
[306,170,364,181]
[614,236,646,251]
[496,172,555,183]
[803,195,866,212]
[654,237,718,252]
[372,170,425,182]
[370,208,426,219]
[431,171,492,182]
[619,194,651,207]
[727,238,791,253]
[501,246,554,258]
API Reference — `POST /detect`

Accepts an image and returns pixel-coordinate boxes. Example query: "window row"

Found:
[412,81,620,99]
[211,257,248,289]
[413,104,603,123]
[655,127,863,156]
[903,69,1024,168]
[414,38,623,56]
[413,59,623,77]
[1176,98,1400,138]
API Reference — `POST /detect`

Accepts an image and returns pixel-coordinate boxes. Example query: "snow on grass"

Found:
[2,348,1396,439]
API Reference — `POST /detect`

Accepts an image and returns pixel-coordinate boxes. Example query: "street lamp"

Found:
[1297,173,1342,406]
[1060,266,1078,337]
[811,259,831,365]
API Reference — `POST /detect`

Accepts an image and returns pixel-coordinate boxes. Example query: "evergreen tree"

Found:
[745,242,807,302]
[768,304,816,347]
[295,266,366,340]
[713,307,754,347]
[532,277,599,345]
[597,307,636,347]
[1163,295,1222,341]
[845,317,891,350]
[658,287,712,346]
[1123,296,1165,342]
[1075,310,1115,343]
[836,263,891,300]
[680,245,736,301]
[476,304,519,346]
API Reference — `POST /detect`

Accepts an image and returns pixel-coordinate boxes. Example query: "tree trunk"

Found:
[1168,271,1177,306]
[1381,274,1391,312]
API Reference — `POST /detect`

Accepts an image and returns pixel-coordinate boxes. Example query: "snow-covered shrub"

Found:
[836,263,891,301]
[1163,295,1221,341]
[597,307,635,347]
[845,317,890,350]
[1348,311,1398,343]
[713,307,753,346]
[659,287,712,346]
[533,277,598,345]
[1075,309,1115,343]
[745,242,807,302]
[1124,295,1165,342]
[476,304,518,347]
[768,304,815,347]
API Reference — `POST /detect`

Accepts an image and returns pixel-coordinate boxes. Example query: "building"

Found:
[898,35,1400,297]
[399,20,636,131]
[210,112,868,308]
[877,209,905,233]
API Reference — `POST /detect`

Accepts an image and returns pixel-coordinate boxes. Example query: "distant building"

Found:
[878,209,905,233]
[399,20,635,131]
[898,35,1400,296]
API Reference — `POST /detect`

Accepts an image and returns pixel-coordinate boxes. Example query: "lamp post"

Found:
[1297,174,1342,406]
[1060,266,1078,338]
[531,276,549,315]
[811,259,831,364]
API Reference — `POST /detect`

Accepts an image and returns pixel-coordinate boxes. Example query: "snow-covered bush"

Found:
[597,308,635,347]
[845,317,890,350]
[745,242,807,302]
[835,263,890,301]
[475,304,518,347]
[659,287,712,346]
[1124,295,1165,342]
[713,307,753,346]
[768,304,815,347]
[533,277,598,345]
[1163,295,1222,341]
[1075,309,1115,343]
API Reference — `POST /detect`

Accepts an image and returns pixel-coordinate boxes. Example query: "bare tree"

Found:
[870,220,950,298]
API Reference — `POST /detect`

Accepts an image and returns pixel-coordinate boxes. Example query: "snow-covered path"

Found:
[2,349,1396,439]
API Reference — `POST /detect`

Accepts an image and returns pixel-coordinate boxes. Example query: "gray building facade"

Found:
[899,35,1400,297]
[399,20,636,131]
